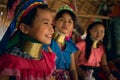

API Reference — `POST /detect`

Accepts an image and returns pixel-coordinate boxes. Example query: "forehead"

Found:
[61,13,72,18]
[35,8,53,19]
[36,8,51,15]
[93,24,105,30]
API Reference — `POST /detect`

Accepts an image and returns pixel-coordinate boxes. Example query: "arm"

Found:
[70,53,78,80]
[74,50,88,79]
[74,50,81,75]
[101,54,117,80]
[101,53,110,74]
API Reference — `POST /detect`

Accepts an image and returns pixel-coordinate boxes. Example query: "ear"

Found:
[19,23,29,34]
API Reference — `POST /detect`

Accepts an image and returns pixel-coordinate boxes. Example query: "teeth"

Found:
[46,34,52,38]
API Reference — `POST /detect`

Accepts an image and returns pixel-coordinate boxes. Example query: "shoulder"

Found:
[99,44,105,51]
[66,39,78,51]
[99,44,106,54]
[76,40,86,50]
[0,54,20,66]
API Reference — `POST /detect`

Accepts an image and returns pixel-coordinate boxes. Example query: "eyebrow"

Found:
[41,18,50,21]
[60,16,73,21]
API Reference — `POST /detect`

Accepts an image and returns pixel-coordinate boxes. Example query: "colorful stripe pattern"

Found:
[0,0,44,53]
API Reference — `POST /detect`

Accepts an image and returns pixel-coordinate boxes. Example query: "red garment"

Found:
[76,41,105,67]
[0,50,56,80]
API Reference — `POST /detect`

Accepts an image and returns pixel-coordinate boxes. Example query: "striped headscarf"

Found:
[0,0,45,53]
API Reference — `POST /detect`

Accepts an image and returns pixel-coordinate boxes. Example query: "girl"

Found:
[75,22,117,80]
[0,0,56,80]
[44,5,78,80]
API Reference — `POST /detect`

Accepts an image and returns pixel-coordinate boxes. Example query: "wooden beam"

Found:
[78,14,110,20]
[48,7,110,20]
[0,2,7,8]
[71,0,78,12]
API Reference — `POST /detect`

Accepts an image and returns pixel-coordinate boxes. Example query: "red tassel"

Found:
[7,0,20,19]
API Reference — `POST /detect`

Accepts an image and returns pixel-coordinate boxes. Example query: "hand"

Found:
[78,68,90,79]
[47,46,53,52]
[107,73,118,80]
[50,76,56,80]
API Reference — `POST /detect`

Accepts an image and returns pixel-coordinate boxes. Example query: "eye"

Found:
[59,18,65,21]
[51,23,54,26]
[43,22,49,24]
[68,20,73,24]
[101,30,104,34]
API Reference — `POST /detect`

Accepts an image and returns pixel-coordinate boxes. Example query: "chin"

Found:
[61,32,67,35]
[60,30,67,34]
[95,39,101,41]
[44,41,51,44]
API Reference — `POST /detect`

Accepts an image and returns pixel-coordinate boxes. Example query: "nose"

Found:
[64,20,68,25]
[97,31,103,38]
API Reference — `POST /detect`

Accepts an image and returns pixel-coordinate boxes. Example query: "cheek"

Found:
[70,25,73,30]
[101,33,105,38]
[68,25,73,31]
[32,28,44,38]
[37,29,47,36]
[91,32,96,38]
[34,31,45,42]
[56,23,62,28]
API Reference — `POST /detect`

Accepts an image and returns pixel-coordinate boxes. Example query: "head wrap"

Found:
[57,4,75,14]
[0,0,45,53]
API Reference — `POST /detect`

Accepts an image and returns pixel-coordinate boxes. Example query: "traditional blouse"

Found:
[49,39,78,70]
[0,47,56,80]
[76,41,105,67]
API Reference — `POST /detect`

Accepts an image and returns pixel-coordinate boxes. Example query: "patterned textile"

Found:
[6,47,43,59]
[0,47,56,80]
[53,69,71,80]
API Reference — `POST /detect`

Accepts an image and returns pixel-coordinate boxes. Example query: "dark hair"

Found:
[54,10,77,26]
[20,4,49,26]
[74,24,84,35]
[85,22,105,60]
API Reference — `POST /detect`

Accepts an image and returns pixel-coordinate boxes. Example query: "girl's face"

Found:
[55,13,74,35]
[90,24,105,41]
[26,8,54,44]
